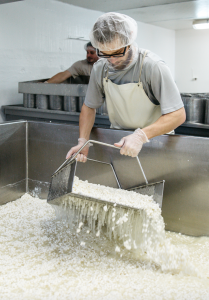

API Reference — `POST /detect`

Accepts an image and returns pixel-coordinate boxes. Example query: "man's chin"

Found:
[109,62,126,70]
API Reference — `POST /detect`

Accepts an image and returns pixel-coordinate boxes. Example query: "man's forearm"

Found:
[79,104,96,140]
[47,71,71,84]
[143,107,186,139]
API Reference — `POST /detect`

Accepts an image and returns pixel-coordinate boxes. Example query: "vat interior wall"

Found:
[0,121,26,204]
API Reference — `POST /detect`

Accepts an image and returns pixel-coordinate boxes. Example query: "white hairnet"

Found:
[84,41,96,51]
[89,12,138,51]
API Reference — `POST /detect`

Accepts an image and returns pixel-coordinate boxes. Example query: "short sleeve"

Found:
[67,60,91,77]
[84,66,105,109]
[67,61,82,77]
[150,61,183,114]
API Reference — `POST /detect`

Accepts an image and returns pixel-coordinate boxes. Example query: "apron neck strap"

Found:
[138,50,148,83]
[105,64,109,82]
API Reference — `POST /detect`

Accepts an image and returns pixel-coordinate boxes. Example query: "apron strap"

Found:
[138,50,148,84]
[105,64,109,82]
[131,54,140,83]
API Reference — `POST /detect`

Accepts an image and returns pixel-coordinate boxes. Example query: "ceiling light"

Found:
[193,19,209,30]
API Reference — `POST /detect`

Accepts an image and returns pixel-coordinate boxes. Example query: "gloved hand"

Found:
[66,138,91,163]
[114,129,149,157]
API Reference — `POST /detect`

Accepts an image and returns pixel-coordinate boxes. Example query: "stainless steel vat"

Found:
[197,94,209,125]
[63,96,78,112]
[19,79,88,97]
[181,93,192,107]
[185,97,205,123]
[49,95,63,110]
[205,99,209,124]
[196,93,209,99]
[78,96,85,112]
[96,107,102,114]
[101,101,108,115]
[94,102,108,115]
[1,120,209,237]
[36,95,49,110]
[23,93,35,108]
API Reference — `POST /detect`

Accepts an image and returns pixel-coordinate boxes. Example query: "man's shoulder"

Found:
[92,58,106,75]
[73,59,89,66]
[140,48,165,69]
[93,58,106,68]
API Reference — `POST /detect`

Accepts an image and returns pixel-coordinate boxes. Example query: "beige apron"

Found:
[103,51,162,130]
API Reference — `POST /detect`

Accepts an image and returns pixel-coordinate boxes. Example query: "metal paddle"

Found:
[47,140,164,209]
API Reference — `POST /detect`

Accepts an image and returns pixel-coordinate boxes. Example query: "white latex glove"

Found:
[66,138,91,163]
[114,129,149,157]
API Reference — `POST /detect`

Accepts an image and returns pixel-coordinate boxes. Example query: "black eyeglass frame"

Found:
[96,46,127,58]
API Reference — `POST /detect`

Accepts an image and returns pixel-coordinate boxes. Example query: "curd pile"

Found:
[0,179,209,299]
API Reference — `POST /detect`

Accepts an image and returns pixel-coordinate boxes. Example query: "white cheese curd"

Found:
[78,222,83,229]
[0,187,209,299]
[55,177,197,275]
[115,246,120,253]
[103,205,108,212]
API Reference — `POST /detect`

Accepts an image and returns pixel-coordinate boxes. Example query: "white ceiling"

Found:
[57,0,209,30]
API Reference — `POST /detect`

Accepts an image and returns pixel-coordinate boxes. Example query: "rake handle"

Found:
[53,140,148,185]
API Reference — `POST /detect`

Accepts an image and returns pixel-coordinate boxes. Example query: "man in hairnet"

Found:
[66,13,186,162]
[45,42,98,83]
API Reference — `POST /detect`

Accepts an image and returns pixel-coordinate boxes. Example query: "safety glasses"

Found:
[96,46,127,58]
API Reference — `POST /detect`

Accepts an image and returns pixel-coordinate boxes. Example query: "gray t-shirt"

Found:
[85,48,183,115]
[67,59,92,78]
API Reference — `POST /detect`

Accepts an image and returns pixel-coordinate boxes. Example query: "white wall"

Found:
[175,29,209,93]
[0,0,102,121]
[0,0,175,122]
[136,21,175,76]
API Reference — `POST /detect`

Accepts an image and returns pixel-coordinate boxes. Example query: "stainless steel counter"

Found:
[2,105,209,137]
[2,105,111,127]
[175,122,209,137]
